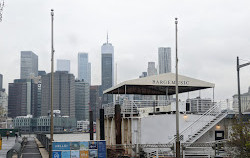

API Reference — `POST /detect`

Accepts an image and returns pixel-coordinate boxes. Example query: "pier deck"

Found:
[21,137,42,158]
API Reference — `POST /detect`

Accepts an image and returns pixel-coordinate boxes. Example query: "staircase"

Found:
[170,101,228,144]
[185,111,227,143]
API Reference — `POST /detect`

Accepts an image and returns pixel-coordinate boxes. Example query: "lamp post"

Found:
[49,9,55,158]
[175,17,180,158]
[237,56,250,121]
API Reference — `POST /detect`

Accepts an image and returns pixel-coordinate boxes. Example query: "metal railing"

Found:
[169,101,228,144]
[104,99,172,116]
[36,133,50,152]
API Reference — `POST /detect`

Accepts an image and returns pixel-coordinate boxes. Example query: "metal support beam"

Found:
[100,109,105,140]
[89,111,94,140]
[115,104,122,145]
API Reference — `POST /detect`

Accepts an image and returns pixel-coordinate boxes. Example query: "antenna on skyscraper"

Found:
[107,32,109,44]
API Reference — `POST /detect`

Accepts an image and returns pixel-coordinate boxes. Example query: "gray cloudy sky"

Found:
[0,0,250,100]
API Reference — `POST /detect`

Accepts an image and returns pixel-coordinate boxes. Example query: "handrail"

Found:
[104,100,172,116]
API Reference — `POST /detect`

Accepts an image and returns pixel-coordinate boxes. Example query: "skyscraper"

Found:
[101,34,114,103]
[158,47,171,74]
[8,79,38,118]
[20,51,38,79]
[75,80,89,121]
[78,53,91,84]
[41,71,75,117]
[147,62,157,76]
[57,59,70,72]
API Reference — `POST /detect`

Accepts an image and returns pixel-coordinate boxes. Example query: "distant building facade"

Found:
[147,62,157,76]
[78,53,91,84]
[158,47,171,74]
[13,115,76,132]
[20,51,38,79]
[57,59,70,72]
[41,71,75,117]
[101,36,114,104]
[233,87,250,113]
[8,79,38,118]
[186,97,213,114]
[75,80,90,121]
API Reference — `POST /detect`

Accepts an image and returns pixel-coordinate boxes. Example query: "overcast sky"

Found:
[0,0,250,100]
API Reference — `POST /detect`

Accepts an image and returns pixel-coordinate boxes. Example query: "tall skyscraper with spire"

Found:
[101,33,114,104]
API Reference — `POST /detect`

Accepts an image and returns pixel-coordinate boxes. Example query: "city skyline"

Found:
[0,0,250,101]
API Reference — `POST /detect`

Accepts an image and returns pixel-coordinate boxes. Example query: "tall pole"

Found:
[49,9,54,158]
[175,17,180,158]
[237,56,242,121]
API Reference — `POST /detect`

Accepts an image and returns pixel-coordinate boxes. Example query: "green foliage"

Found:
[227,121,250,158]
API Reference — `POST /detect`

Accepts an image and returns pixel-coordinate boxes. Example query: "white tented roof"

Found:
[103,73,215,95]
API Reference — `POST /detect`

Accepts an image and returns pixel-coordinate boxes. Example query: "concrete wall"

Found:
[97,113,233,151]
[139,114,210,144]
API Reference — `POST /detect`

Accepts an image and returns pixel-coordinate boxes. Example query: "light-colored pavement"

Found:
[0,136,17,157]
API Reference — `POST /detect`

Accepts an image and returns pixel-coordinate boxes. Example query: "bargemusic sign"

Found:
[152,80,189,86]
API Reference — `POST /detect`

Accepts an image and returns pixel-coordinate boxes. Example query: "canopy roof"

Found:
[104,73,215,95]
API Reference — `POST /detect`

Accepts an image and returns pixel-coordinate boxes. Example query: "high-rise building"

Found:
[8,79,38,118]
[57,59,70,72]
[20,51,38,79]
[78,53,91,84]
[147,62,157,76]
[158,47,171,74]
[90,85,102,121]
[0,74,2,91]
[75,80,89,121]
[41,71,75,117]
[101,35,114,104]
